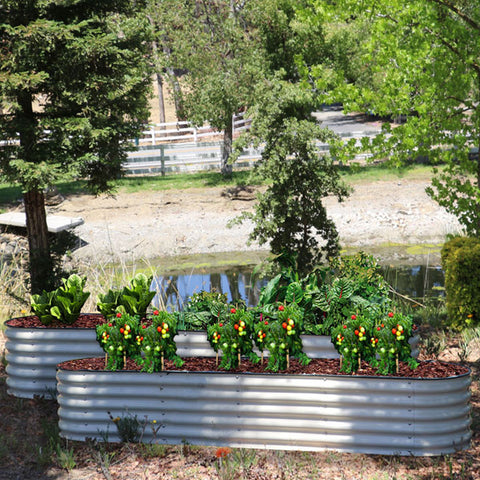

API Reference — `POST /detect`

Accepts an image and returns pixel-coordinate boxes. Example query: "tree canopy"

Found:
[332,0,480,236]
[0,0,153,292]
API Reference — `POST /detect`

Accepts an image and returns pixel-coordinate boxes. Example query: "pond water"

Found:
[151,263,445,311]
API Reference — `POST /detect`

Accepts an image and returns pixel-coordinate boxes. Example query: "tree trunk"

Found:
[156,71,166,125]
[221,118,233,177]
[24,189,54,294]
[476,74,480,236]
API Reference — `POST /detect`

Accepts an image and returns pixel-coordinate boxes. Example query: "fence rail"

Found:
[124,130,378,175]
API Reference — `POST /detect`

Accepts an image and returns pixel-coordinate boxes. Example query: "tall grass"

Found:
[75,258,178,313]
[0,251,29,327]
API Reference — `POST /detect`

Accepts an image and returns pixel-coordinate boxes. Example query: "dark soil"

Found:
[59,356,469,378]
[6,313,105,328]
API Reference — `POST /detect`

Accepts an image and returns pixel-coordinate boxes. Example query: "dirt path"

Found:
[47,178,461,265]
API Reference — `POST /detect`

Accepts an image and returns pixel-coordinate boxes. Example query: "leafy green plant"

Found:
[97,273,155,319]
[30,274,90,325]
[180,290,230,330]
[262,303,310,372]
[207,307,259,369]
[375,311,418,375]
[140,310,184,372]
[96,313,141,370]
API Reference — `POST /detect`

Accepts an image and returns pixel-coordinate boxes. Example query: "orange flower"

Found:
[215,447,231,458]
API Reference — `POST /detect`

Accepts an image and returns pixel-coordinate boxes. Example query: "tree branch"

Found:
[428,0,480,32]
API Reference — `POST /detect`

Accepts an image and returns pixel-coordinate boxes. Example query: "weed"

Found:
[140,443,168,458]
[55,442,77,471]
[421,330,447,358]
[108,410,146,443]
[0,433,11,461]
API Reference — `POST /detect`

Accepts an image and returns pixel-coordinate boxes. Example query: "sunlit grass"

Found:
[0,163,438,209]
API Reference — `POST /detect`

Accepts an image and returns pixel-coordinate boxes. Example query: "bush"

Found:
[441,236,480,330]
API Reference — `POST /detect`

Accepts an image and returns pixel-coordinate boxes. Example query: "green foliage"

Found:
[331,310,417,375]
[441,236,480,330]
[233,79,350,274]
[311,252,392,335]
[0,1,153,292]
[97,273,155,319]
[140,311,183,372]
[262,303,310,372]
[30,274,90,325]
[335,0,480,235]
[180,290,230,330]
[149,0,264,174]
[206,307,259,370]
[96,313,141,370]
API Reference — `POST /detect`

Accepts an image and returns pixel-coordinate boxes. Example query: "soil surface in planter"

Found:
[6,314,105,328]
[59,356,469,378]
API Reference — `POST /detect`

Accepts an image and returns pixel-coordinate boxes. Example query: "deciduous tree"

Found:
[333,0,480,236]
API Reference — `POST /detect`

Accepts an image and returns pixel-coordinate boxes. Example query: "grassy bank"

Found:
[0,163,436,208]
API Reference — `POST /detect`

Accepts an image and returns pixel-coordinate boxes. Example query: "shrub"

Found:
[441,236,480,330]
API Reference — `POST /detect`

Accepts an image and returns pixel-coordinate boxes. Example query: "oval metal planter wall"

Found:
[5,322,419,399]
[57,367,471,456]
[5,327,341,398]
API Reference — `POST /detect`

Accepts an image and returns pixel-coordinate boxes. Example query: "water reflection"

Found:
[152,263,445,311]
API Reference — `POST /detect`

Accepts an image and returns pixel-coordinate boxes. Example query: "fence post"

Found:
[161,145,165,176]
[151,125,156,145]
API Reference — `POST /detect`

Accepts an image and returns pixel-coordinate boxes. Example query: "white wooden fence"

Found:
[134,113,250,146]
[124,130,379,175]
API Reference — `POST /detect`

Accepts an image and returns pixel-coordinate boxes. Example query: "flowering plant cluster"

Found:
[207,307,259,369]
[96,312,142,370]
[96,311,183,371]
[257,303,310,372]
[331,310,418,374]
[141,310,183,372]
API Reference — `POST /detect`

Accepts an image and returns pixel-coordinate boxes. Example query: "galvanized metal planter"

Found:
[5,321,419,399]
[57,365,471,456]
[5,319,104,398]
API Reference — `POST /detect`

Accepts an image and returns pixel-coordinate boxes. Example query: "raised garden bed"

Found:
[56,357,471,456]
[5,316,420,398]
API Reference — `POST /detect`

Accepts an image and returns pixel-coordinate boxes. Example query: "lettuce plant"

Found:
[30,274,90,325]
[97,273,155,319]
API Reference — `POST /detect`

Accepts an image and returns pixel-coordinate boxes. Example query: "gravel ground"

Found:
[44,178,461,266]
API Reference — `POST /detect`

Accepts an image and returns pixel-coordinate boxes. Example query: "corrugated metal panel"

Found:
[5,324,419,399]
[57,368,471,456]
[5,326,104,398]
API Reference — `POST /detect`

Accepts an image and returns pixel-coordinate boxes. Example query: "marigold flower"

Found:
[215,447,231,458]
